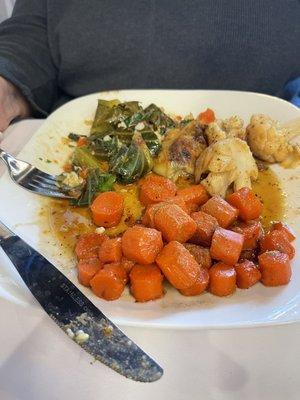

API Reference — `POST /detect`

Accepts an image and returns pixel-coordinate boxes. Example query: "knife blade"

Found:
[0,221,163,382]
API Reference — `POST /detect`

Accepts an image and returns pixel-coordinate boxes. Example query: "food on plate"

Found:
[226,187,263,221]
[258,251,292,287]
[90,268,125,301]
[204,115,246,145]
[235,260,261,289]
[129,264,164,302]
[152,120,207,181]
[246,114,300,165]
[183,243,212,269]
[49,99,297,303]
[210,227,244,265]
[194,138,258,197]
[209,263,237,297]
[90,191,124,227]
[189,211,219,246]
[156,241,200,289]
[98,237,122,263]
[231,220,262,250]
[121,225,163,264]
[259,229,295,260]
[153,203,197,243]
[139,173,177,205]
[179,267,209,296]
[77,258,102,287]
[200,195,238,228]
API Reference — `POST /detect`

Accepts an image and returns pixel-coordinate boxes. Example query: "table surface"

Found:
[0,119,300,400]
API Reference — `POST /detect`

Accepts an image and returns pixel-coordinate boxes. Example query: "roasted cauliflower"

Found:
[194,138,258,197]
[246,114,300,165]
[153,120,207,181]
[205,116,246,145]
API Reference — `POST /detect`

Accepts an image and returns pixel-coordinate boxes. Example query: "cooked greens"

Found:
[71,169,116,206]
[61,99,176,204]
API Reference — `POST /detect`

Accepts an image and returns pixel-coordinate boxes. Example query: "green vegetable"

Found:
[87,135,119,161]
[141,130,161,156]
[109,133,153,183]
[71,169,116,206]
[141,103,175,134]
[72,146,100,169]
[90,99,120,135]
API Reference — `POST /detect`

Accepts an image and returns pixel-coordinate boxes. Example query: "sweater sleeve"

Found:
[0,0,58,116]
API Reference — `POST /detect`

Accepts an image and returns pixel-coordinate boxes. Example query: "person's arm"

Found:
[0,0,58,131]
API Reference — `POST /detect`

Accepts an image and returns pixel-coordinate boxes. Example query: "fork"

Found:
[0,147,73,199]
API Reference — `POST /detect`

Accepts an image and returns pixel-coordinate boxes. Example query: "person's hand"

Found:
[0,76,32,132]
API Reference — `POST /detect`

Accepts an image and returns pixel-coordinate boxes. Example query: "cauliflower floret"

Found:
[205,116,246,145]
[246,114,300,164]
[61,171,84,188]
[194,138,258,197]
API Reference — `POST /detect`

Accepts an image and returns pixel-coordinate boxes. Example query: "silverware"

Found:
[0,147,72,199]
[0,221,163,382]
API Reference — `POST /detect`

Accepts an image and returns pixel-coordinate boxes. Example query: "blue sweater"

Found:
[0,0,299,114]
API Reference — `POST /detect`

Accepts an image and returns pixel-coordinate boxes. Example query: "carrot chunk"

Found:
[235,260,261,289]
[179,267,209,296]
[98,237,122,263]
[103,262,128,285]
[122,225,163,264]
[210,227,244,265]
[227,187,263,221]
[139,174,177,206]
[121,257,135,274]
[91,191,124,227]
[75,232,107,259]
[231,220,263,250]
[201,196,238,228]
[176,185,209,212]
[198,108,215,124]
[156,241,200,289]
[183,243,212,269]
[129,264,164,302]
[165,197,190,214]
[271,222,296,242]
[209,262,236,296]
[260,230,295,260]
[77,258,103,287]
[258,251,291,287]
[90,269,125,300]
[153,204,197,243]
[190,211,219,246]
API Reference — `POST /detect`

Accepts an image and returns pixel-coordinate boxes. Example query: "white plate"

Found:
[0,90,299,329]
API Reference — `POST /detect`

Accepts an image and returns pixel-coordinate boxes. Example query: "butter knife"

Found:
[0,221,163,382]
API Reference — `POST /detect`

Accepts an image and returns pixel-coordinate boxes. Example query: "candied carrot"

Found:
[156,241,200,289]
[259,251,291,287]
[183,243,212,269]
[260,230,295,260]
[77,258,102,287]
[75,232,107,260]
[235,260,261,289]
[201,196,238,228]
[179,267,209,296]
[90,269,125,300]
[190,211,218,246]
[122,225,163,264]
[91,191,124,227]
[139,174,177,206]
[129,264,164,302]
[227,187,263,221]
[210,227,244,265]
[98,237,122,263]
[209,262,236,296]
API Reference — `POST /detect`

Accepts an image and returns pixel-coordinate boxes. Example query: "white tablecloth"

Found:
[0,119,300,400]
